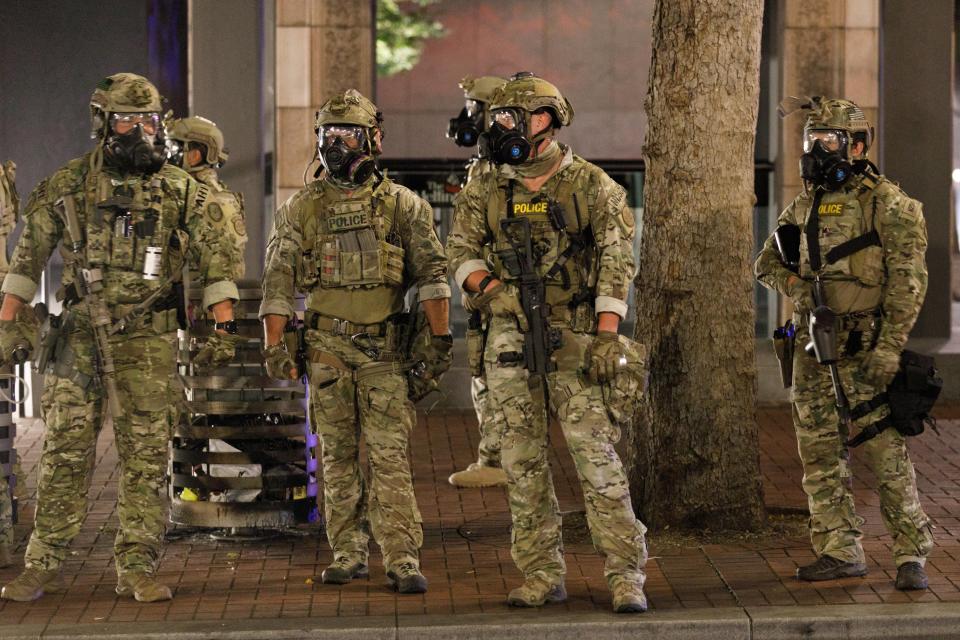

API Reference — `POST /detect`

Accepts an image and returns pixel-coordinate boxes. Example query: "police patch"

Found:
[512,201,549,220]
[817,203,844,216]
[233,216,247,237]
[327,211,371,232]
[208,202,224,222]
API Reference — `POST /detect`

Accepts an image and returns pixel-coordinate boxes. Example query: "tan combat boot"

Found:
[507,576,567,607]
[611,580,648,613]
[448,462,507,488]
[1,567,66,601]
[116,573,173,602]
[0,542,10,568]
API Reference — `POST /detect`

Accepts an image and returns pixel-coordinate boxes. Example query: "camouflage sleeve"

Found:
[591,172,636,319]
[1,178,61,302]
[754,197,801,295]
[446,178,491,289]
[185,180,240,309]
[875,190,928,353]
[399,191,450,300]
[206,189,247,280]
[258,199,300,319]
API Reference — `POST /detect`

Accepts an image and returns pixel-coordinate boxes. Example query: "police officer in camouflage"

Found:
[445,75,511,489]
[260,90,451,594]
[0,73,242,603]
[166,115,247,281]
[0,157,18,570]
[446,73,648,613]
[756,97,932,590]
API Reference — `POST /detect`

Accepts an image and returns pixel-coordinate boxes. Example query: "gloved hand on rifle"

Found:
[786,276,815,314]
[858,346,900,389]
[193,331,246,371]
[0,305,39,366]
[408,333,453,402]
[587,330,626,384]
[263,342,298,380]
[472,282,529,332]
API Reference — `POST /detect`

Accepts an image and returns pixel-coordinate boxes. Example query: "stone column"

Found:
[774,0,879,320]
[275,0,375,206]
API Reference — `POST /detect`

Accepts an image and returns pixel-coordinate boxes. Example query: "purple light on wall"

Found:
[147,0,188,116]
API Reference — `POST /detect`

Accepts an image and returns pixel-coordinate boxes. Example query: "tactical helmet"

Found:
[460,75,507,104]
[315,89,383,130]
[90,73,163,140]
[167,115,229,166]
[489,72,574,128]
[781,96,873,160]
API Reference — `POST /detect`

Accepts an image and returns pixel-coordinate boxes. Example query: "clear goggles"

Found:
[489,108,526,132]
[319,125,367,150]
[803,129,848,154]
[111,112,160,136]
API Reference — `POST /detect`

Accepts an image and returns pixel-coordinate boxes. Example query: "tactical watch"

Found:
[214,320,239,335]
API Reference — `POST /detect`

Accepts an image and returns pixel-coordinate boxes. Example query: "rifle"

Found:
[495,216,562,398]
[56,196,123,418]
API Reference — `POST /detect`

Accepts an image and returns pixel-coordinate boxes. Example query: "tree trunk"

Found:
[628,0,766,530]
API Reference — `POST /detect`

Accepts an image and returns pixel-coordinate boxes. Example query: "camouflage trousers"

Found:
[471,375,507,467]
[24,328,178,577]
[306,329,422,571]
[0,473,11,547]
[484,316,647,588]
[792,322,933,566]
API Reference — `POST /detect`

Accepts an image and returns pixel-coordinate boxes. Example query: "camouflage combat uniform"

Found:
[446,143,647,593]
[1,149,238,585]
[259,176,449,574]
[167,115,247,280]
[756,96,933,580]
[756,167,933,568]
[0,159,18,558]
[462,157,509,470]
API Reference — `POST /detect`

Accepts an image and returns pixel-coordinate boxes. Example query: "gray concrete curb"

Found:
[3,602,960,639]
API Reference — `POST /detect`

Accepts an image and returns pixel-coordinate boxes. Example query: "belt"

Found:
[839,309,881,332]
[306,313,387,337]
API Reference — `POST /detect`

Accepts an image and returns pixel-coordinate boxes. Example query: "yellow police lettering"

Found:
[817,203,843,216]
[513,202,548,216]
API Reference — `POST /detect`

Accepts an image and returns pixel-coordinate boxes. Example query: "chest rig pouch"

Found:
[81,173,170,280]
[486,166,594,314]
[312,194,404,290]
[799,170,884,288]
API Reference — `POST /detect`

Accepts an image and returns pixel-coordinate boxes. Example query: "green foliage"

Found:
[376,0,446,77]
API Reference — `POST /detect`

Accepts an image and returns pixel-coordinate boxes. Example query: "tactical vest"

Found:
[484,164,596,311]
[58,168,192,309]
[296,186,407,324]
[798,171,885,313]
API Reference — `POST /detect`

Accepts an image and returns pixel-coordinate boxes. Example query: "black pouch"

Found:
[888,350,942,437]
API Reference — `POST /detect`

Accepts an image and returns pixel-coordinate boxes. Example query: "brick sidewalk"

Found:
[1,405,959,628]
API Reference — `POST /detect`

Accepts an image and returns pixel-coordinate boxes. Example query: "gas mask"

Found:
[103,112,167,174]
[486,107,553,166]
[318,124,377,186]
[166,138,187,170]
[800,129,852,190]
[447,99,484,148]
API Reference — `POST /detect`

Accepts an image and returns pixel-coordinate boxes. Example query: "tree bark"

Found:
[628,0,765,530]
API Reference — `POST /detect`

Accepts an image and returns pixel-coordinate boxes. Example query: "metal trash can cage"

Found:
[169,280,318,529]
[0,364,16,524]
